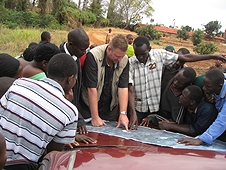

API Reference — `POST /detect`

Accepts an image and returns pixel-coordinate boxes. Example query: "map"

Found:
[86,121,226,152]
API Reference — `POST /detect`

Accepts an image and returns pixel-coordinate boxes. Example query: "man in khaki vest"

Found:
[80,34,137,130]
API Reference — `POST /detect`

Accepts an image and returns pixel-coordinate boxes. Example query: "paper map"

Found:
[86,121,226,152]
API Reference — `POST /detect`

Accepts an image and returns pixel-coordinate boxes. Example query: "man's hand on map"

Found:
[77,124,88,134]
[158,120,171,130]
[75,134,97,144]
[116,114,129,131]
[91,116,106,127]
[128,113,138,130]
[140,118,150,127]
[177,138,203,146]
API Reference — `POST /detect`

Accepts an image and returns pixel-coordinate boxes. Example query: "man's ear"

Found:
[67,75,77,85]
[190,100,196,106]
[148,46,152,52]
[42,60,48,68]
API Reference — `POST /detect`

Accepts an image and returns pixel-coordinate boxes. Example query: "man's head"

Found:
[172,48,190,70]
[133,36,151,64]
[67,28,90,58]
[47,53,78,94]
[165,45,175,52]
[34,42,60,72]
[106,34,128,64]
[0,132,6,170]
[203,69,224,95]
[172,67,196,90]
[0,53,23,78]
[41,31,51,43]
[179,85,203,108]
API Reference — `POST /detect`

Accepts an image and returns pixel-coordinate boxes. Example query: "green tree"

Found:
[204,20,222,38]
[52,0,61,15]
[177,28,190,41]
[181,25,193,32]
[136,25,162,41]
[107,0,154,28]
[39,0,47,14]
[193,41,218,54]
[191,29,204,46]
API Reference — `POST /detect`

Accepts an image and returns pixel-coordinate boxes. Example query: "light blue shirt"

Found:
[199,81,226,144]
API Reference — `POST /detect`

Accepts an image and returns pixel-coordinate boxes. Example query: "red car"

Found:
[39,130,226,170]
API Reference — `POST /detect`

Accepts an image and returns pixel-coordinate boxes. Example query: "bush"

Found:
[192,29,204,46]
[177,29,190,40]
[136,25,162,41]
[193,41,218,54]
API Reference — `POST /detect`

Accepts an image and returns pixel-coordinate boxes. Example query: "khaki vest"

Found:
[81,44,128,111]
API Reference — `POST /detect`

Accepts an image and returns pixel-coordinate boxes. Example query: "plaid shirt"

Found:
[129,49,178,112]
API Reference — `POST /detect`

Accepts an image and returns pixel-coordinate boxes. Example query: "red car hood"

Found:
[39,132,226,170]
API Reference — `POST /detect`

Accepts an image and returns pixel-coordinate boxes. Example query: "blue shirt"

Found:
[199,81,226,144]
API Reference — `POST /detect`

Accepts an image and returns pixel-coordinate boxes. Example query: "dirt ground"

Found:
[86,27,226,75]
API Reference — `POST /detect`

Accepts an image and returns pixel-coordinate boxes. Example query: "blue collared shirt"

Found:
[199,81,226,144]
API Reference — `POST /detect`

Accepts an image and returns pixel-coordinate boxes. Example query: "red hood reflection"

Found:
[39,132,226,170]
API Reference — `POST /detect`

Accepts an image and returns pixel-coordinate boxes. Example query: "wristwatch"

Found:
[120,111,127,115]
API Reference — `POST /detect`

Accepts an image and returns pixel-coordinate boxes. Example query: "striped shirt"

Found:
[0,78,78,162]
[129,49,178,112]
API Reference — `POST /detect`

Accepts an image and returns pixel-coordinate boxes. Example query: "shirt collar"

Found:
[101,46,118,69]
[215,80,226,100]
[64,42,77,61]
[39,78,65,96]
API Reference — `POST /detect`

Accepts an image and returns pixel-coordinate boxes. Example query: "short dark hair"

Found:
[0,53,20,78]
[41,31,51,41]
[205,69,224,86]
[34,42,60,62]
[177,48,190,55]
[133,36,150,48]
[68,28,89,44]
[182,67,196,82]
[47,53,78,80]
[185,85,203,104]
[23,45,37,61]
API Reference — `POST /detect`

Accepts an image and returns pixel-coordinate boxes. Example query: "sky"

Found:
[142,0,226,32]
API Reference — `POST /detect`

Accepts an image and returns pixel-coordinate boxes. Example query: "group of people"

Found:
[0,27,226,169]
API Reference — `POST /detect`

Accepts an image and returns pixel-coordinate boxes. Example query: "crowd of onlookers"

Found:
[0,28,226,170]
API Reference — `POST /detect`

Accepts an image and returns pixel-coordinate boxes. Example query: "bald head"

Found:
[67,28,90,58]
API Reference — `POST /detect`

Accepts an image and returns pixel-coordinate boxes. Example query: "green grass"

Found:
[0,28,69,57]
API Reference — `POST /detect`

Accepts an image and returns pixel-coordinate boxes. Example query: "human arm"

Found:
[83,52,106,127]
[158,120,190,135]
[178,54,226,63]
[177,138,203,146]
[116,87,129,131]
[88,87,106,126]
[46,140,65,153]
[75,134,97,144]
[178,102,226,145]
[128,84,138,130]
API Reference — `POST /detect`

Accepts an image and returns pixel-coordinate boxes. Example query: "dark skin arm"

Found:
[46,140,65,153]
[177,138,203,146]
[178,54,226,63]
[128,84,138,130]
[158,120,190,136]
